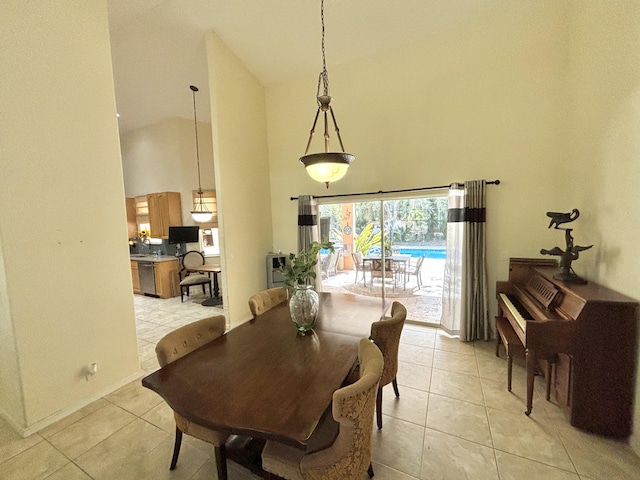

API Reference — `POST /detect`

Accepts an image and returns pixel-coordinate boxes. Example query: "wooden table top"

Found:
[185,263,221,274]
[142,293,387,448]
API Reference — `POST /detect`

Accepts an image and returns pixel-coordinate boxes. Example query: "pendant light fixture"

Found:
[189,85,213,223]
[299,0,354,188]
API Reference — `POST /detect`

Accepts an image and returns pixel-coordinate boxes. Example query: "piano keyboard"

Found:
[499,293,533,332]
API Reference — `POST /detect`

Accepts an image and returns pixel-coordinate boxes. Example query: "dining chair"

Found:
[155,315,230,480]
[261,338,383,480]
[370,301,407,429]
[178,251,212,302]
[248,287,288,319]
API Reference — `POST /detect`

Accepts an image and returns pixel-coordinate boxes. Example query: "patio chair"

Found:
[369,258,397,288]
[406,255,425,290]
[351,252,370,284]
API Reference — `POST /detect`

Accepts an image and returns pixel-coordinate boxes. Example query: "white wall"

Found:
[206,32,274,327]
[565,0,640,454]
[120,116,216,226]
[0,0,140,433]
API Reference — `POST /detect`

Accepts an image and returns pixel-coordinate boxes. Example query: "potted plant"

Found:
[282,241,334,334]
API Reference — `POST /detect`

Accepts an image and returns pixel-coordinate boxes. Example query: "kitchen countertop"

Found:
[130,254,179,263]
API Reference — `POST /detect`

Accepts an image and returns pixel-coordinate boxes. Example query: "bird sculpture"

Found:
[547,209,580,229]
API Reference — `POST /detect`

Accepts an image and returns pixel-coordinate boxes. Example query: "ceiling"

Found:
[107,0,492,133]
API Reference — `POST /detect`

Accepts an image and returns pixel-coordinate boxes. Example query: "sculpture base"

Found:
[554,272,588,285]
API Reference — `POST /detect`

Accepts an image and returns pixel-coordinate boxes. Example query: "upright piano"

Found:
[496,258,638,438]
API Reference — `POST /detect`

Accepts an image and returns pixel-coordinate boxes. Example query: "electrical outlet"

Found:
[86,362,98,381]
[500,251,508,261]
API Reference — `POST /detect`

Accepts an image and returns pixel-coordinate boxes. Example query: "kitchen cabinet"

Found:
[148,192,182,238]
[154,259,179,298]
[131,260,140,294]
[126,197,137,239]
[130,257,179,299]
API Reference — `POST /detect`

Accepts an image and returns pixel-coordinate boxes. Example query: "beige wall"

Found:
[266,1,640,452]
[565,0,640,454]
[120,116,216,225]
[206,32,274,326]
[0,1,140,433]
[267,1,569,304]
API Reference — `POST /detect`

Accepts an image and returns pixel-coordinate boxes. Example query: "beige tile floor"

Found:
[2,293,640,480]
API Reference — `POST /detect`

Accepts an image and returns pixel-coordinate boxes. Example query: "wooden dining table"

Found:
[142,293,388,455]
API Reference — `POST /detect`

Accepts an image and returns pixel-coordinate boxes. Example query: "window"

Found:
[201,228,220,256]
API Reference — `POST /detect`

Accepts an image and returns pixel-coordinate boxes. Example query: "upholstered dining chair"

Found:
[261,338,383,480]
[155,315,230,480]
[178,251,212,302]
[248,288,288,319]
[370,301,407,429]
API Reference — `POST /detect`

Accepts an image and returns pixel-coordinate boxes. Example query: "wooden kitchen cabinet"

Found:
[125,197,137,239]
[131,260,140,294]
[148,192,182,238]
[130,258,179,298]
[154,259,179,298]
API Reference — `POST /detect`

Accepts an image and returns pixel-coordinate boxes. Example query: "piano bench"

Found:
[495,316,525,392]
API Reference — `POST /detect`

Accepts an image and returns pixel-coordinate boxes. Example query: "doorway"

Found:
[318,194,447,326]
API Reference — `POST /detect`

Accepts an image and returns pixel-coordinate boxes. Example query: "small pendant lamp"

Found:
[299,0,354,188]
[189,85,213,223]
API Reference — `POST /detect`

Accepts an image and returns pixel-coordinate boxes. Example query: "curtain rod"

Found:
[290,179,500,201]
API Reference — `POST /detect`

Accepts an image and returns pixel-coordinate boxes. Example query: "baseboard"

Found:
[1,369,145,438]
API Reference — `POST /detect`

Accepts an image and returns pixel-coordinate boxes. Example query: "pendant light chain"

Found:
[191,85,203,192]
[320,0,329,97]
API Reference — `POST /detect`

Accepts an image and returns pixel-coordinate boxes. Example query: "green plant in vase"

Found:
[282,241,334,334]
[282,241,334,289]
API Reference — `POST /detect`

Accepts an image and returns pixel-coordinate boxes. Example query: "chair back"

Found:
[351,252,362,272]
[413,255,425,273]
[155,315,226,367]
[248,288,288,318]
[370,301,407,387]
[300,338,383,479]
[181,251,205,270]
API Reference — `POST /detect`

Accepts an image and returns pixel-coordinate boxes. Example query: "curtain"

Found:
[297,195,318,253]
[440,184,465,335]
[297,195,320,287]
[440,180,489,341]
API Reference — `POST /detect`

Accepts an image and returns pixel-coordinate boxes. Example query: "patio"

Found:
[321,258,445,326]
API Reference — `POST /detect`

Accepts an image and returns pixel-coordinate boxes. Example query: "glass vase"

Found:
[289,285,319,335]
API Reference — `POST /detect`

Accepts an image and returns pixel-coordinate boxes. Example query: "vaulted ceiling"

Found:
[107,0,500,133]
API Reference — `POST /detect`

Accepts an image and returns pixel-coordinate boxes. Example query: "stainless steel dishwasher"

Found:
[138,261,156,295]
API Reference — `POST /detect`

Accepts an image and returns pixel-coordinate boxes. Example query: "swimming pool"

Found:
[397,247,446,259]
[365,246,446,259]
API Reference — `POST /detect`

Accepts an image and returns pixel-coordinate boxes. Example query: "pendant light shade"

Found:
[189,85,213,223]
[300,0,354,188]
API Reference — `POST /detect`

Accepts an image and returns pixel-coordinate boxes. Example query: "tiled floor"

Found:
[2,293,640,479]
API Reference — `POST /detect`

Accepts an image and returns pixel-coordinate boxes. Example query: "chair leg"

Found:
[169,426,183,470]
[376,386,383,429]
[214,444,228,480]
[202,284,206,294]
[367,462,375,477]
[392,377,400,398]
[180,287,184,303]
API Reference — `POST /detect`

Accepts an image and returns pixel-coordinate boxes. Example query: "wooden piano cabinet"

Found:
[552,353,572,416]
[498,259,638,439]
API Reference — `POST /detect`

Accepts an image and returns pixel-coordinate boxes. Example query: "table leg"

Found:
[202,272,223,307]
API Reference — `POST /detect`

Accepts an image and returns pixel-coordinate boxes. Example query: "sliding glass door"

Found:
[318,193,447,325]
